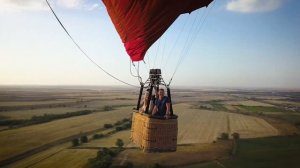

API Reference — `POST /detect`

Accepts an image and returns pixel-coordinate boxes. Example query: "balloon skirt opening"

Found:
[130,112,178,152]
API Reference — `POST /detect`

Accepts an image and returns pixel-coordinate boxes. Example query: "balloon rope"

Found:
[153,37,161,68]
[168,0,216,85]
[130,61,143,84]
[162,15,189,72]
[45,0,138,87]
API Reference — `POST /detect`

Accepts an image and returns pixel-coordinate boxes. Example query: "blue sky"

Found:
[0,0,299,89]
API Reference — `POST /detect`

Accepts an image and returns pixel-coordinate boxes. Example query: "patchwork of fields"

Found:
[0,87,299,167]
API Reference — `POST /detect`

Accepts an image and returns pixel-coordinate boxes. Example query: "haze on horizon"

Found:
[0,0,299,89]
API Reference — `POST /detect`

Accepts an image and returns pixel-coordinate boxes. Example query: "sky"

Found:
[0,0,299,89]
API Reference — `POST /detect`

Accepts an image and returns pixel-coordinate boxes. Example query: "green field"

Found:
[235,105,290,113]
[197,100,228,111]
[183,135,300,168]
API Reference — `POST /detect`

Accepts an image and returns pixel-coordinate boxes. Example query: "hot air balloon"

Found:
[45,0,214,152]
[102,0,214,152]
[102,0,213,62]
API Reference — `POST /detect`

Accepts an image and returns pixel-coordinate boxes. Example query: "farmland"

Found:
[0,86,299,167]
[182,135,300,168]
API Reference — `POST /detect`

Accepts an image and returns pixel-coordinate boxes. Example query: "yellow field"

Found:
[11,143,71,168]
[10,130,131,168]
[176,103,279,144]
[113,143,230,167]
[0,107,92,120]
[0,100,76,107]
[0,106,132,162]
[82,130,132,148]
[228,113,279,138]
[3,103,292,168]
[0,99,134,120]
[1,87,299,167]
[21,149,96,168]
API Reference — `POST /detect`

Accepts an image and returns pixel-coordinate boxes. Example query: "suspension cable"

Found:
[162,15,189,72]
[131,61,143,84]
[159,32,168,68]
[169,9,205,84]
[168,1,216,85]
[129,60,139,78]
[153,37,162,68]
[45,0,138,87]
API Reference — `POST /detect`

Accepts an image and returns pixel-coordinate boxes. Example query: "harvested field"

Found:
[0,107,93,120]
[228,113,279,138]
[0,87,299,168]
[82,130,131,148]
[176,103,279,144]
[10,143,70,168]
[10,130,132,168]
[0,106,132,162]
[113,142,231,168]
[25,149,96,168]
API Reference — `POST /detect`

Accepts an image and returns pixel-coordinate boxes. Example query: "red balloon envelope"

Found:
[102,0,213,62]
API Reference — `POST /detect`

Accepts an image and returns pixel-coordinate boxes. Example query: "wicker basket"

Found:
[130,112,178,152]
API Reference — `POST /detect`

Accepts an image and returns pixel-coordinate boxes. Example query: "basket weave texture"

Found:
[131,112,178,152]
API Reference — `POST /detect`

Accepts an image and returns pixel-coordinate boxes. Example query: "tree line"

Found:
[0,110,92,128]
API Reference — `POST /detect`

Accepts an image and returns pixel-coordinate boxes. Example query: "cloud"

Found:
[0,0,101,12]
[56,0,101,11]
[0,0,48,12]
[226,0,285,13]
[56,0,84,9]
[87,3,100,11]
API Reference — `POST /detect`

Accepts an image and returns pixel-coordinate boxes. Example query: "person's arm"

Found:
[152,105,157,115]
[166,102,170,115]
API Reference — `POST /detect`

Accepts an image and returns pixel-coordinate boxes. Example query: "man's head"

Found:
[158,88,165,98]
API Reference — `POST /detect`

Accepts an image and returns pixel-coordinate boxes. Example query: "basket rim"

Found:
[133,111,178,120]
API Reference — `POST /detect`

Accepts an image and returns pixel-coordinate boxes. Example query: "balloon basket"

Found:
[130,111,178,152]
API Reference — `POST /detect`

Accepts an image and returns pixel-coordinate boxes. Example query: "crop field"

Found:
[113,142,231,168]
[0,107,93,120]
[0,106,132,162]
[0,86,299,167]
[234,105,290,113]
[176,104,279,144]
[82,130,132,148]
[11,143,71,168]
[223,100,275,106]
[185,135,300,168]
[27,149,97,168]
[265,99,300,107]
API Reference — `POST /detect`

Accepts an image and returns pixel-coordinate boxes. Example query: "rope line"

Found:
[170,9,205,83]
[45,0,138,87]
[168,1,216,85]
[162,16,189,72]
[159,33,167,68]
[153,37,162,68]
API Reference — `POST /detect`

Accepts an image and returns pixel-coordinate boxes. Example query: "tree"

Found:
[116,138,124,149]
[80,135,88,143]
[104,123,113,128]
[93,133,104,139]
[72,138,80,146]
[115,126,123,131]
